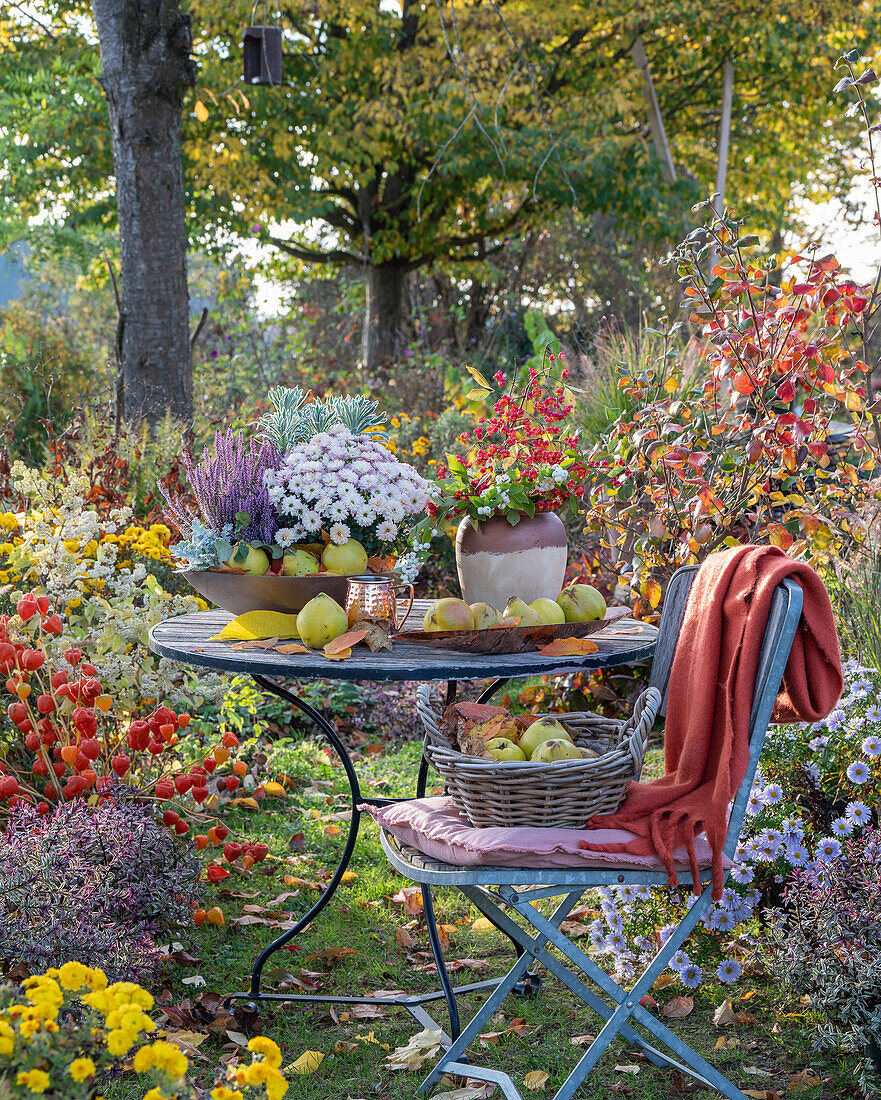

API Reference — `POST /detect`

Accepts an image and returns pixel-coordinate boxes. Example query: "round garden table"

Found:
[149,603,657,1024]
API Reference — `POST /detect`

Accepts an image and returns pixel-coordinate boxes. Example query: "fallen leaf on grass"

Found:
[303,947,356,964]
[478,1018,528,1045]
[386,1028,444,1071]
[390,886,424,915]
[274,642,312,655]
[284,875,323,890]
[471,917,495,933]
[395,928,417,949]
[523,1069,550,1090]
[661,996,694,1018]
[787,1070,822,1091]
[288,1050,324,1075]
[181,975,206,987]
[715,1037,739,1050]
[436,923,457,949]
[432,1088,496,1100]
[652,973,677,991]
[569,1034,596,1047]
[615,1064,641,1075]
[416,958,490,973]
[536,638,599,657]
[713,998,751,1027]
[743,1092,782,1100]
[323,824,342,836]
[341,870,358,883]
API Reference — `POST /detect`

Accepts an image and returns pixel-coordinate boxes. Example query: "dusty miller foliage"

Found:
[764,831,881,1090]
[0,790,200,981]
[256,386,388,452]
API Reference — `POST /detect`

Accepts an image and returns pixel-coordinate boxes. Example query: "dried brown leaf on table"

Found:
[325,630,368,655]
[662,996,694,1019]
[354,619,393,652]
[386,1028,444,1071]
[323,647,352,661]
[230,637,280,649]
[395,928,417,949]
[536,637,599,657]
[275,642,312,655]
[523,1069,550,1090]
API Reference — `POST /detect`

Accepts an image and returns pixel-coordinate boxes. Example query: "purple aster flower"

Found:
[678,963,703,989]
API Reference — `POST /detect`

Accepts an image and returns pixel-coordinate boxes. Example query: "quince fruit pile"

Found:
[423,583,606,632]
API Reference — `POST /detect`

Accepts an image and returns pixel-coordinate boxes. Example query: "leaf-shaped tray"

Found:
[395,606,631,654]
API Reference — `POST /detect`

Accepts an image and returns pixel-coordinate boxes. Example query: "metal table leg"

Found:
[223,674,498,1030]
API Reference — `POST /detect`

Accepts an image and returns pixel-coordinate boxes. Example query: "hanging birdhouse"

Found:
[243,0,282,86]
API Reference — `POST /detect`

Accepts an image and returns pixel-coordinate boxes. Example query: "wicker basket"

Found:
[417,685,661,829]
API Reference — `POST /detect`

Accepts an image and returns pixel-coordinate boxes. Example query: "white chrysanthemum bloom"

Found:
[329,523,351,545]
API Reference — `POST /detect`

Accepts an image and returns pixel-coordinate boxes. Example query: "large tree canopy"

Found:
[1,0,879,372]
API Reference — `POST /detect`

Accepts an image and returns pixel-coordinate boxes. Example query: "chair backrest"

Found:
[646,564,804,858]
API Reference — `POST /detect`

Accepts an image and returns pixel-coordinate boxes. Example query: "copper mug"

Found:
[345,575,414,633]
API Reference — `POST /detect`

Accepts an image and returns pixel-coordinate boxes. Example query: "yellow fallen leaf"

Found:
[210,610,300,641]
[471,917,496,933]
[275,642,312,655]
[288,1050,324,1075]
[523,1069,550,1090]
[535,637,599,657]
[263,781,286,797]
[340,870,358,883]
[322,648,352,661]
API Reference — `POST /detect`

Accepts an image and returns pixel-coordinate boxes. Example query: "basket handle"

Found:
[416,683,442,745]
[620,687,662,775]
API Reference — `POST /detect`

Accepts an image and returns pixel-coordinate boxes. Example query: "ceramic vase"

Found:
[455,511,568,610]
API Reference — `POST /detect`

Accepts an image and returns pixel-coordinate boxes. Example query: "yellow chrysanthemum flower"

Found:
[58,961,92,991]
[68,1057,97,1082]
[106,1028,136,1056]
[264,1068,288,1100]
[132,1040,188,1080]
[247,1035,282,1068]
[210,1087,243,1100]
[16,1069,50,1093]
[143,1089,173,1100]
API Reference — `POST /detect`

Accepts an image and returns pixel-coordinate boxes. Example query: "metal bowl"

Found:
[182,569,394,616]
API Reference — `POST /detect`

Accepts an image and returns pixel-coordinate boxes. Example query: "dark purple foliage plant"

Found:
[0,790,201,981]
[163,429,280,546]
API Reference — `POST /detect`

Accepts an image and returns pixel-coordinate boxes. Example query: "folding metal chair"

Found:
[380,565,804,1099]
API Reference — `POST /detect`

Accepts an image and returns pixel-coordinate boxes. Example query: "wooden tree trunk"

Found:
[362,261,406,371]
[90,0,196,425]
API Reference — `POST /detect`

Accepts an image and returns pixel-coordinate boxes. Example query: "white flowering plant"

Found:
[580,658,881,995]
[265,424,431,561]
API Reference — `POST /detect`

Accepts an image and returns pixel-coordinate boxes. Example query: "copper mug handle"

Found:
[393,583,415,631]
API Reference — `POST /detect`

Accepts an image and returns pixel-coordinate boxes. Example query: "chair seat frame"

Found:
[380,568,804,1100]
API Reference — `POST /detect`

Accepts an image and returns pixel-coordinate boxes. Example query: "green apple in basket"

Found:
[484,737,527,762]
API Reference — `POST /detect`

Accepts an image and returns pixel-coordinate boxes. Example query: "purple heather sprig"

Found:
[163,430,281,545]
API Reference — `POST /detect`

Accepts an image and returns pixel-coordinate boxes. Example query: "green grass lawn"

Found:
[105,734,864,1100]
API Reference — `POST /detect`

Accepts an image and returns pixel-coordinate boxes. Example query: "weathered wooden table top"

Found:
[149,599,658,683]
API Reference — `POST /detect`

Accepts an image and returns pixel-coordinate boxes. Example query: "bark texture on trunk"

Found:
[362,261,406,371]
[91,0,196,425]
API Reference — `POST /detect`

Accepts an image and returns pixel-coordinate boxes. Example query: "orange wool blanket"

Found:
[581,545,842,898]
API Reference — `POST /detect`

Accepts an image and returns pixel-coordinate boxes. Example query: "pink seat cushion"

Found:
[362,797,730,872]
